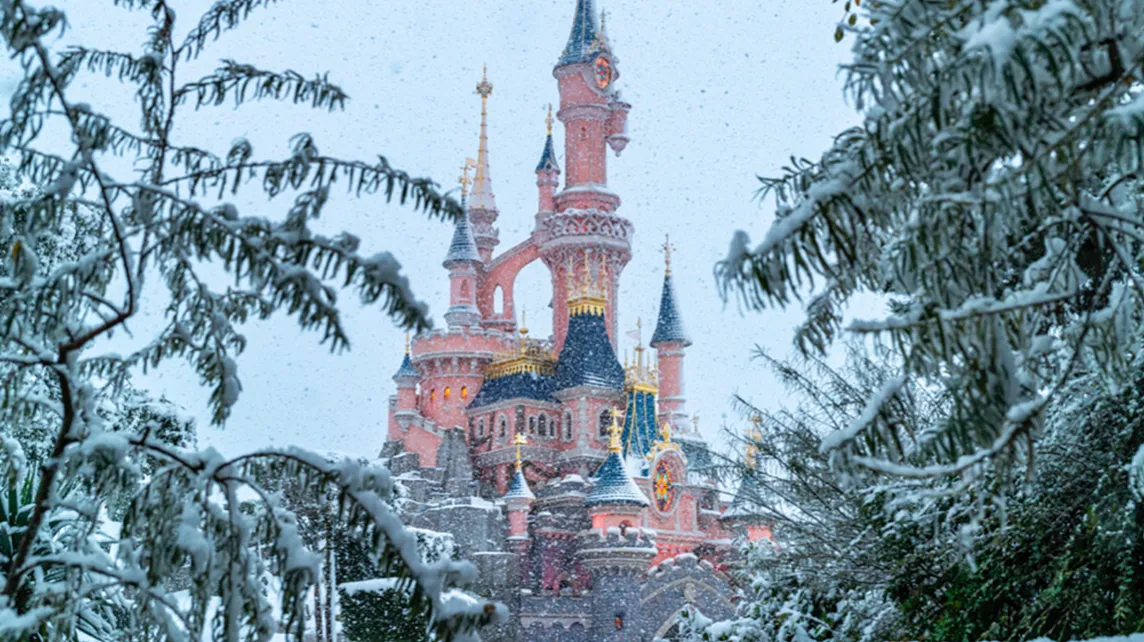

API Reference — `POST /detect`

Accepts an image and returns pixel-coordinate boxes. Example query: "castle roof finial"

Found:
[470,66,497,211]
[505,432,535,501]
[404,331,411,355]
[608,407,623,453]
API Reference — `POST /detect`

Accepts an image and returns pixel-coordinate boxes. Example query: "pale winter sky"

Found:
[9,0,862,457]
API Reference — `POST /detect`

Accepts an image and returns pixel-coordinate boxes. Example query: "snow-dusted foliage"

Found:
[718,0,1144,495]
[0,1,493,640]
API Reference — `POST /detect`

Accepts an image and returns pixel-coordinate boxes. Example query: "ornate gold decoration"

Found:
[567,249,609,316]
[545,104,554,136]
[476,64,493,98]
[404,332,411,355]
[607,408,623,453]
[624,317,658,394]
[513,433,528,471]
[745,415,763,470]
[458,159,474,198]
[486,311,555,379]
[662,233,676,276]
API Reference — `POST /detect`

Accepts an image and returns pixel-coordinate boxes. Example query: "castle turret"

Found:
[443,167,483,329]
[651,236,692,432]
[505,434,535,545]
[535,105,561,225]
[469,66,500,264]
[579,412,655,641]
[389,335,420,440]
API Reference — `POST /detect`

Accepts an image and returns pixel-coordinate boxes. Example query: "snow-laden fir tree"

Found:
[0,1,499,640]
[719,0,1144,507]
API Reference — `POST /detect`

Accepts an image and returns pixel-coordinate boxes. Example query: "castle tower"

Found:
[538,0,634,352]
[389,336,420,440]
[553,254,625,454]
[579,414,655,641]
[535,104,561,226]
[504,434,535,557]
[469,66,500,265]
[651,236,693,432]
[443,166,483,329]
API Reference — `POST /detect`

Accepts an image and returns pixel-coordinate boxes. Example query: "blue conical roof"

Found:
[586,451,648,507]
[443,210,481,266]
[554,310,624,390]
[558,0,602,66]
[621,389,659,459]
[393,353,418,380]
[536,133,560,173]
[505,468,535,500]
[650,274,691,347]
[723,470,763,521]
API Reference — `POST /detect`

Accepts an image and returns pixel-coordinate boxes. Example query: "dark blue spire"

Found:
[586,450,648,507]
[443,210,481,266]
[621,388,659,459]
[504,468,535,500]
[393,352,418,381]
[536,132,560,173]
[554,310,624,390]
[650,273,692,347]
[558,0,603,67]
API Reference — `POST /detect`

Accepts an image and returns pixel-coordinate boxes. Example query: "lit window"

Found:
[444,387,451,400]
[430,389,436,403]
[461,386,468,400]
[528,416,537,435]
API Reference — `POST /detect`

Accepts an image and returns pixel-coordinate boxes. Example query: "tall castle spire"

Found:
[558,0,602,66]
[469,65,500,263]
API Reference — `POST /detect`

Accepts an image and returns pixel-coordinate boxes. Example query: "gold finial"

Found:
[476,64,493,98]
[546,104,554,136]
[745,416,763,470]
[458,160,474,198]
[660,421,673,446]
[513,432,528,471]
[404,332,411,355]
[661,234,676,276]
[608,408,623,453]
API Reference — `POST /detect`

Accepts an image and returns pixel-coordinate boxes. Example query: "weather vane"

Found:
[458,159,474,198]
[661,234,676,276]
[546,103,554,136]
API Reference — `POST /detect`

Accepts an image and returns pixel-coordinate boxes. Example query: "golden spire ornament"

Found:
[404,331,411,355]
[458,159,474,199]
[513,433,528,471]
[662,233,676,276]
[608,408,623,453]
[545,103,554,136]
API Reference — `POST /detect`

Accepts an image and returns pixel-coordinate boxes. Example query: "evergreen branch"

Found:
[174,60,348,112]
[179,0,280,60]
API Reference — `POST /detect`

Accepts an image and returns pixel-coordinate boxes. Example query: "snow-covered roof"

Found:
[536,132,560,173]
[557,0,603,67]
[554,309,624,390]
[504,468,535,501]
[650,273,691,347]
[586,450,649,507]
[443,210,481,265]
[392,352,419,380]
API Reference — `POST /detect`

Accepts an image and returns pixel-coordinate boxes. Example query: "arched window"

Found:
[498,416,508,439]
[461,386,468,400]
[478,418,486,438]
[563,412,573,441]
[598,409,613,439]
[444,387,451,400]
[528,416,537,436]
[429,389,436,404]
[538,414,548,439]
[493,285,505,315]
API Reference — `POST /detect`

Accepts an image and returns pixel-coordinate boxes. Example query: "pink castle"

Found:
[385,0,768,577]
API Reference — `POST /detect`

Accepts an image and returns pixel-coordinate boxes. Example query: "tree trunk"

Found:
[313,579,324,642]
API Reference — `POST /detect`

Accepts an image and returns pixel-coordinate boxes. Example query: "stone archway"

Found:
[653,606,688,641]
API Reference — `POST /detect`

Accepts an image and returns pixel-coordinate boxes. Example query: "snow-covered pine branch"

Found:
[0,0,491,640]
[718,0,1144,496]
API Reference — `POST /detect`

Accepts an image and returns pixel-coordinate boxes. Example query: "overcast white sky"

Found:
[11,0,862,457]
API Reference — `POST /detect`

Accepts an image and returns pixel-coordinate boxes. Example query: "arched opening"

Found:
[444,387,451,400]
[498,415,508,440]
[528,415,537,436]
[461,386,468,400]
[493,285,505,315]
[512,260,553,339]
[563,411,573,441]
[653,607,688,642]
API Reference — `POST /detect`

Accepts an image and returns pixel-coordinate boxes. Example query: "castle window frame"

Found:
[538,414,548,439]
[562,412,573,441]
[498,415,508,440]
[478,418,486,438]
[444,387,451,400]
[461,386,468,400]
[598,408,613,439]
[528,415,537,436]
